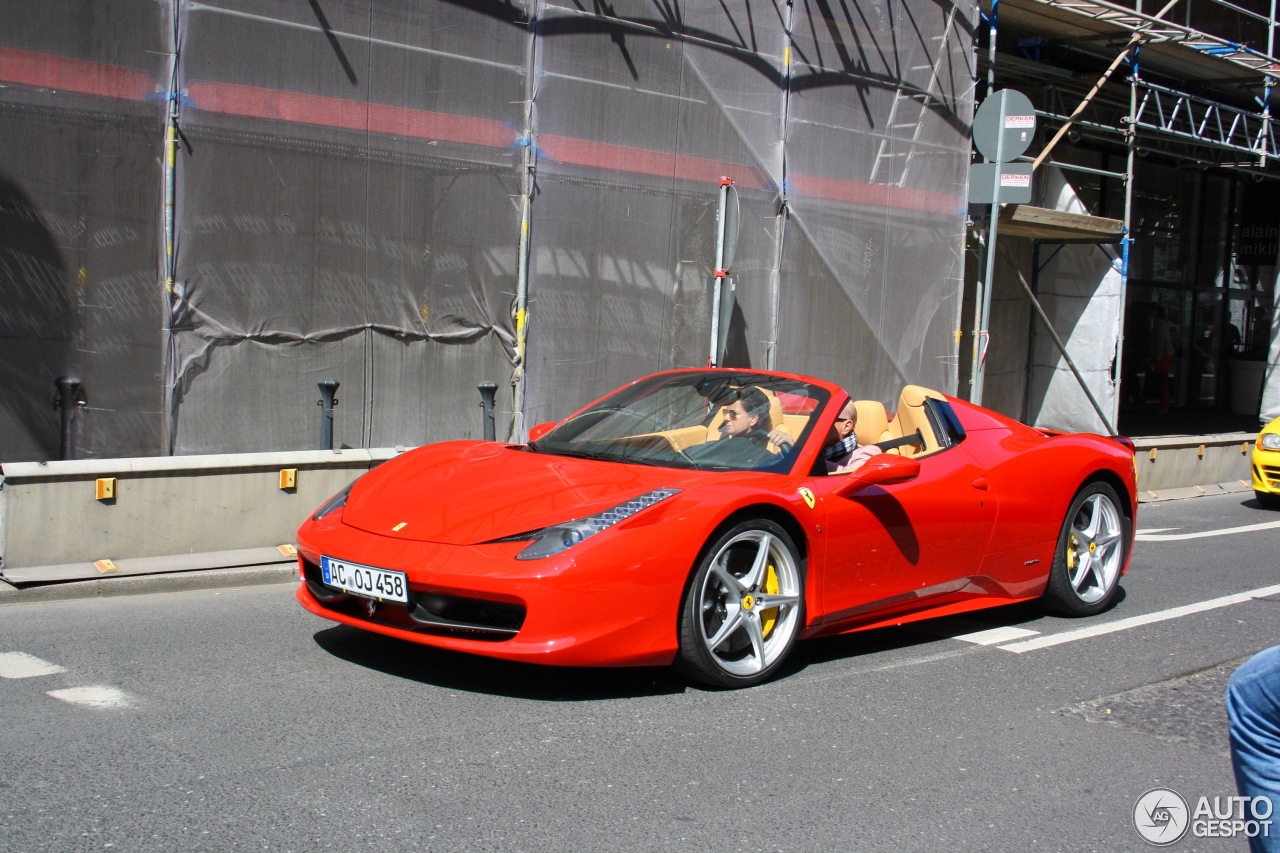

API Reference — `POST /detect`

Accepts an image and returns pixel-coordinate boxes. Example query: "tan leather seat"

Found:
[852,400,890,446]
[781,413,810,442]
[884,385,946,457]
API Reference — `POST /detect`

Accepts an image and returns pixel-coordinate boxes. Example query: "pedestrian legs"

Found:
[1227,645,1280,853]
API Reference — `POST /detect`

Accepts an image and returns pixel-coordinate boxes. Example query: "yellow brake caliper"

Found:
[1066,533,1077,570]
[760,563,780,638]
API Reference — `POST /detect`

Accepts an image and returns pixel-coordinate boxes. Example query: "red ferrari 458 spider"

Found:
[295,368,1137,688]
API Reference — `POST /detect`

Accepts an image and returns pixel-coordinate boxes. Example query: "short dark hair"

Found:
[736,387,772,425]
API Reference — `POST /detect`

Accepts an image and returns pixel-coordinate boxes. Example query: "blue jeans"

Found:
[1228,645,1280,853]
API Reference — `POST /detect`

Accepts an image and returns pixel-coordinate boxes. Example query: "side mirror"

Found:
[833,453,921,499]
[527,421,556,442]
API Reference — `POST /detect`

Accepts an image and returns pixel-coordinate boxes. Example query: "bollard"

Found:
[53,376,84,460]
[317,379,340,450]
[478,381,498,441]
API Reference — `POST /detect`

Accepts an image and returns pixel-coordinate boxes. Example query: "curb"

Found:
[1138,479,1251,503]
[0,563,298,605]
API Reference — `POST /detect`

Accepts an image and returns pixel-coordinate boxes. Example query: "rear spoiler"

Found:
[1110,435,1136,454]
[1035,428,1136,456]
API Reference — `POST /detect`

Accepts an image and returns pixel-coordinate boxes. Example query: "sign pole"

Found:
[709,181,728,366]
[708,178,738,367]
[967,89,1037,405]
[972,197,1001,405]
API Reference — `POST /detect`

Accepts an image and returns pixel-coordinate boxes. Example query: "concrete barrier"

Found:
[0,448,403,585]
[0,432,1259,587]
[1132,432,1256,501]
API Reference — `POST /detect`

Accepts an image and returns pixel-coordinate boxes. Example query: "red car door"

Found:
[807,445,999,625]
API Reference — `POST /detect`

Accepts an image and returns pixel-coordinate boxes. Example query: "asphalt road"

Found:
[1,492,1277,852]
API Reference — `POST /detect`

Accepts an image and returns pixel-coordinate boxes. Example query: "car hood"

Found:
[341,441,703,545]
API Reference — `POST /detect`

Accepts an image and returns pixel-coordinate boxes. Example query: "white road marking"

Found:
[0,652,67,679]
[1136,520,1280,541]
[911,616,1042,645]
[46,686,130,709]
[949,625,1041,645]
[997,583,1280,653]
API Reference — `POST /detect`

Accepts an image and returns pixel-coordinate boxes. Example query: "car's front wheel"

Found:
[676,519,804,689]
[1255,489,1280,510]
[1042,482,1128,616]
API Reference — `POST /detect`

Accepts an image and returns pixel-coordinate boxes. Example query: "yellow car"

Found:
[1254,416,1280,509]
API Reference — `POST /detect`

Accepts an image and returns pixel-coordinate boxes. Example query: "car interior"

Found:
[703,387,793,454]
[861,385,965,459]
[599,382,965,471]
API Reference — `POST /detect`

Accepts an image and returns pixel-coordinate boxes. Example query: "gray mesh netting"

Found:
[1,0,975,460]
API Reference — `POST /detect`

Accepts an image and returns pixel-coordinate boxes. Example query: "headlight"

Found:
[515,489,681,560]
[312,482,355,521]
[1261,433,1280,451]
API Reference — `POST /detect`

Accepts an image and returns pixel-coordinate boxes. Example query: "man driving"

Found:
[685,386,778,467]
[719,387,773,442]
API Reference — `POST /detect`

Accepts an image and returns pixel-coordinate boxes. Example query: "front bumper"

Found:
[294,522,684,668]
[1252,446,1280,495]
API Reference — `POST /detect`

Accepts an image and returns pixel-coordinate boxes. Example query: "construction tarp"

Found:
[1,0,976,461]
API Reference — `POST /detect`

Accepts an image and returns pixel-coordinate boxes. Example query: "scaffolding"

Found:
[1001,0,1277,167]
[1027,0,1278,74]
[974,0,1279,432]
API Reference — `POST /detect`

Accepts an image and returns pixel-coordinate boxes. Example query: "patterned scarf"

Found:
[823,434,859,461]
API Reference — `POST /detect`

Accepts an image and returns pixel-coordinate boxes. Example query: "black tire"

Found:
[1255,490,1280,510]
[1042,482,1129,617]
[676,519,805,689]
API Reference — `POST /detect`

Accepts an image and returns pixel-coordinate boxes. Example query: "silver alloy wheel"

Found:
[1065,491,1124,603]
[695,528,802,677]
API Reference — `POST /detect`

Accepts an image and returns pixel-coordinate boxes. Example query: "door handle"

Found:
[971,477,989,491]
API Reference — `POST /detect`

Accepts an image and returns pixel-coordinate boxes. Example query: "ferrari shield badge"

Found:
[799,487,816,509]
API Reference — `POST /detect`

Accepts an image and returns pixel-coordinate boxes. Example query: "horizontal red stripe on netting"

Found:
[184,81,520,150]
[0,46,157,102]
[0,50,961,214]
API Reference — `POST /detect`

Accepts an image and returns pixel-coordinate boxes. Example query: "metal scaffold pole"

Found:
[509,17,538,443]
[161,0,182,456]
[970,0,1000,404]
[1264,0,1277,168]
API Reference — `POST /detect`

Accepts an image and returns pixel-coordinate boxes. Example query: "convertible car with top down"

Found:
[295,368,1138,688]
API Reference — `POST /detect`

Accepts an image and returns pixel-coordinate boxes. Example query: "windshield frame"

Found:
[529,369,835,474]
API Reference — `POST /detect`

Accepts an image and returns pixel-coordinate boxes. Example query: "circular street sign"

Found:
[972,89,1037,163]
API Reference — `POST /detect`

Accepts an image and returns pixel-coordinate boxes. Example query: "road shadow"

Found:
[313,589,1130,697]
[789,623,958,669]
[0,173,73,461]
[1244,495,1279,511]
[987,588,1129,623]
[792,589,1128,667]
[313,626,687,700]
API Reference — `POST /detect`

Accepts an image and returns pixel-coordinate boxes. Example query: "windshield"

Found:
[531,372,831,472]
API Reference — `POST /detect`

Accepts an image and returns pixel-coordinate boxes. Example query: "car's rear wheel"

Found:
[1042,482,1128,616]
[1255,489,1280,509]
[676,519,804,689]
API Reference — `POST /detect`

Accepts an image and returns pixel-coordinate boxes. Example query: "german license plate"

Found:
[320,556,408,603]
